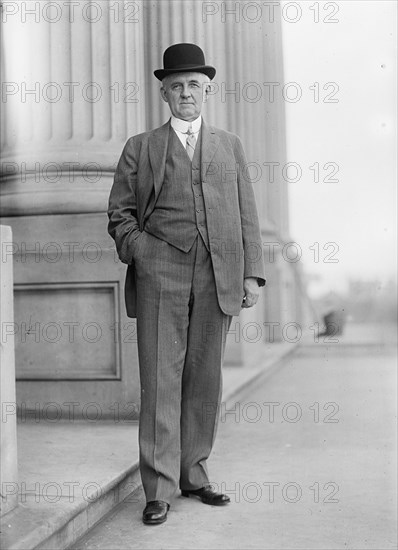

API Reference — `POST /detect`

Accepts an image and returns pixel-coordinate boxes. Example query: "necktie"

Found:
[185,126,197,161]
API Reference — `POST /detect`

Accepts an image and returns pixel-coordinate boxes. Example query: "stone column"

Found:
[1,0,147,214]
[0,225,18,516]
[0,0,148,414]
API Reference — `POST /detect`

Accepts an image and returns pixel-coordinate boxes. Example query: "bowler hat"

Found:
[154,43,216,81]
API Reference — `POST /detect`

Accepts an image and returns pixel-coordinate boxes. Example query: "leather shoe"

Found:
[181,485,230,506]
[142,500,170,525]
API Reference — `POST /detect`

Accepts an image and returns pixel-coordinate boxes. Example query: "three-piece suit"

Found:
[108,118,265,503]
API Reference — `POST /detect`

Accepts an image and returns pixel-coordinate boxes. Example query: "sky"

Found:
[280,0,397,296]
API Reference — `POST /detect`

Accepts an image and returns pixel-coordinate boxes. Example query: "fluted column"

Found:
[0,0,149,413]
[0,0,146,215]
[1,0,289,225]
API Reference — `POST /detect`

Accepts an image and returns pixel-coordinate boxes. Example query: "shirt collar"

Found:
[170,115,202,134]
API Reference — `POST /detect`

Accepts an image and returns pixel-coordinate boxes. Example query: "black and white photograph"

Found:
[0,1,396,549]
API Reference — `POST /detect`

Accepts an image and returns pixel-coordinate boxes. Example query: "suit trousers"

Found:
[134,230,232,503]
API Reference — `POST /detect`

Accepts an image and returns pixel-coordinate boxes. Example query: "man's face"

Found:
[160,72,209,121]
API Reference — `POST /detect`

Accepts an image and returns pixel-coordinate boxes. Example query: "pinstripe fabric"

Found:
[135,233,231,503]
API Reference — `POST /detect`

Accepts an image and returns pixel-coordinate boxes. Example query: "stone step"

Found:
[1,423,141,550]
[1,341,294,550]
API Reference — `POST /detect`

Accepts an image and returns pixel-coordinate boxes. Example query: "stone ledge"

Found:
[2,463,141,550]
[1,422,141,550]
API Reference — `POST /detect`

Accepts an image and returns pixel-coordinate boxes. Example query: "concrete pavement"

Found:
[71,327,397,550]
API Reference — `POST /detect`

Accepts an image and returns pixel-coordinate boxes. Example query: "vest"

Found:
[144,127,209,252]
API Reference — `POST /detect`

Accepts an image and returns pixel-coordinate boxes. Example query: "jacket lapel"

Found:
[201,120,220,178]
[148,121,170,202]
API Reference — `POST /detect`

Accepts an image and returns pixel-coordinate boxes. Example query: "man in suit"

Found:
[108,43,265,525]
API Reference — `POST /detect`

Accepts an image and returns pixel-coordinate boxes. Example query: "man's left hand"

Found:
[242,277,261,308]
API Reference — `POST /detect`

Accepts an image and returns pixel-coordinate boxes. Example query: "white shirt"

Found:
[170,115,202,147]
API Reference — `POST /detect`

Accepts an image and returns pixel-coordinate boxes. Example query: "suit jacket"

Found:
[108,119,265,318]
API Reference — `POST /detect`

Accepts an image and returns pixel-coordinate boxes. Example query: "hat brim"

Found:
[154,65,216,81]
